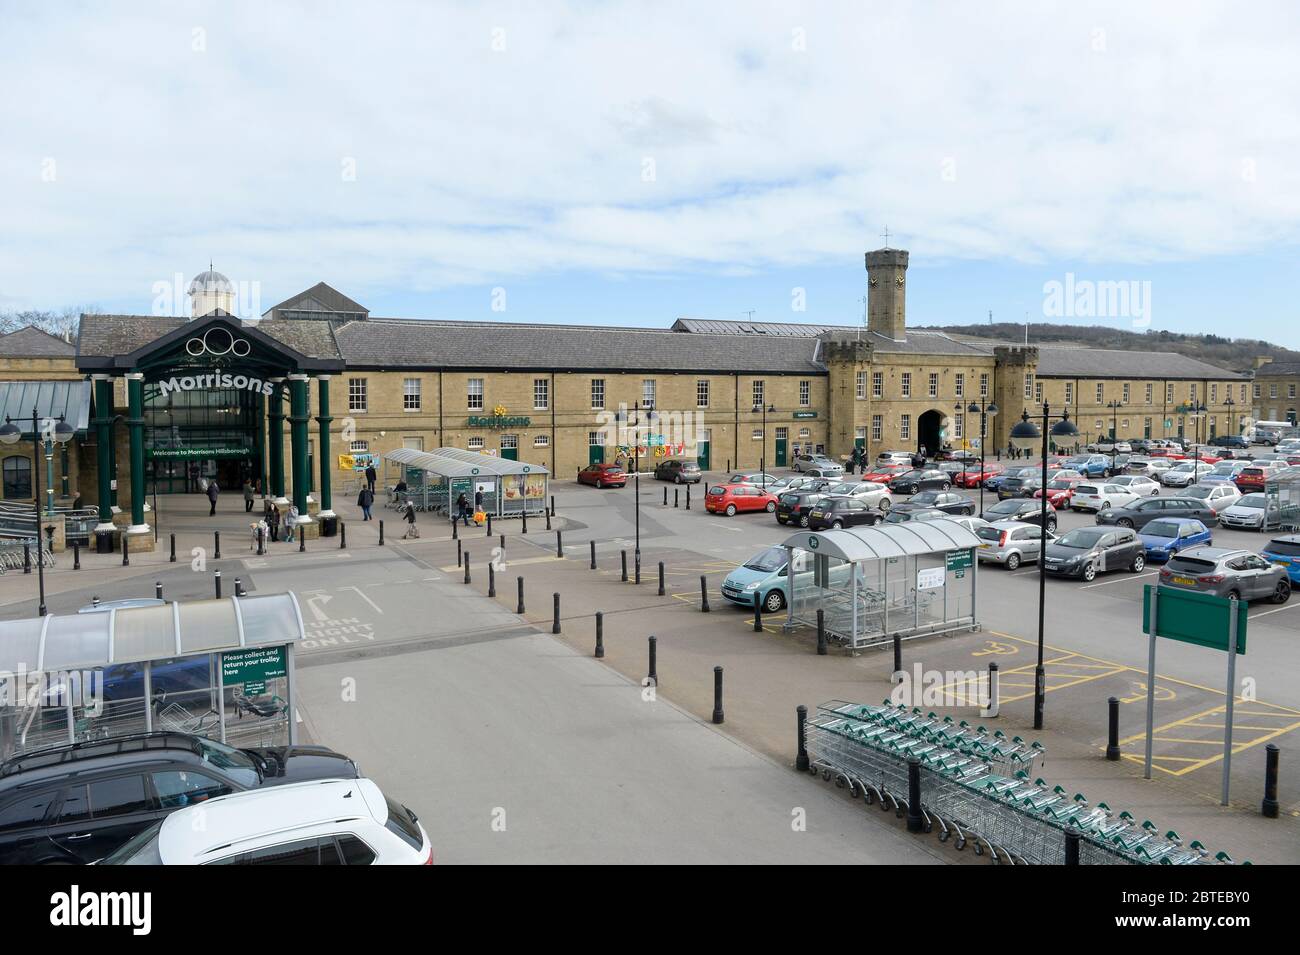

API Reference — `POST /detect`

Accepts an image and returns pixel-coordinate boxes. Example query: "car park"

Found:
[1158,548,1291,604]
[980,497,1058,531]
[975,520,1055,570]
[1095,495,1220,530]
[1260,535,1300,583]
[887,468,952,494]
[775,490,828,527]
[1071,482,1140,513]
[100,778,433,866]
[820,480,894,510]
[1218,492,1280,531]
[891,490,975,516]
[1138,518,1213,562]
[653,459,702,484]
[1043,526,1146,581]
[706,483,778,516]
[0,732,360,865]
[577,463,627,488]
[1181,482,1241,512]
[882,506,949,525]
[792,453,840,473]
[807,495,884,530]
[1159,461,1215,487]
[1107,474,1161,497]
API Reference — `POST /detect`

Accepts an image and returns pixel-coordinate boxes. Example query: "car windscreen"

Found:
[743,546,787,573]
[197,737,260,788]
[911,492,939,503]
[1165,556,1218,575]
[827,482,855,495]
[1265,539,1300,557]
[987,500,1021,513]
[975,526,1002,542]
[1056,529,1107,549]
[1142,521,1183,538]
[1236,494,1266,508]
[896,470,924,480]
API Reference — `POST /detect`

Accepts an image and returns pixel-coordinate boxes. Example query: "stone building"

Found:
[1251,358,1300,426]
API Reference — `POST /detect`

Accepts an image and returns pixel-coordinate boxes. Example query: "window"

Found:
[799,380,811,407]
[402,378,421,411]
[1270,384,1278,398]
[900,414,911,440]
[855,370,866,399]
[775,426,788,440]
[1065,382,1074,404]
[1024,374,1033,399]
[1167,382,1175,403]
[1253,382,1261,399]
[1094,419,1104,430]
[642,379,656,408]
[1122,383,1130,404]
[591,378,605,410]
[150,771,231,810]
[588,430,605,447]
[348,378,367,413]
[871,415,883,441]
[89,776,149,818]
[1210,383,1217,404]
[901,373,911,398]
[1145,383,1153,404]
[533,378,549,410]
[872,371,884,398]
[955,373,964,398]
[954,413,964,439]
[0,792,52,832]
[467,378,484,410]
[533,435,549,447]
[1035,381,1043,401]
[337,836,377,866]
[56,786,90,824]
[696,379,709,408]
[752,380,765,407]
[348,440,368,453]
[1290,384,1297,398]
[979,373,989,398]
[751,429,763,441]
[2,456,31,500]
[467,436,485,450]
[1190,383,1198,401]
[798,427,812,439]
[1144,417,1152,438]
[500,435,517,452]
[1241,383,1248,402]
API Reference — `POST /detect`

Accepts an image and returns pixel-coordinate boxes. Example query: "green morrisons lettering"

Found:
[468,414,532,429]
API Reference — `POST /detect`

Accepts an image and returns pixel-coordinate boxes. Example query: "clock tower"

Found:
[865,247,909,341]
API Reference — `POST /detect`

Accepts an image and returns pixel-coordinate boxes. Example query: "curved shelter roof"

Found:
[781,518,980,563]
[384,446,550,478]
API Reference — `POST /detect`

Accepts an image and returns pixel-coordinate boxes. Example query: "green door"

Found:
[500,435,518,461]
[696,440,710,471]
[588,444,604,465]
[774,439,788,468]
[501,447,518,462]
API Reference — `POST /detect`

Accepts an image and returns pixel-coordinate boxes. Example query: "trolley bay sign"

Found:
[221,646,287,695]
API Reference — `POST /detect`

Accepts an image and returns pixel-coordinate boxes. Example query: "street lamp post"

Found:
[967,398,999,516]
[1225,396,1236,439]
[620,404,656,583]
[0,407,75,617]
[753,402,775,490]
[1010,404,1080,731]
[1105,400,1123,476]
[1186,402,1207,473]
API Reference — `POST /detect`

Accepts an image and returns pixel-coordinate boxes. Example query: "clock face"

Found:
[895,276,905,287]
[869,277,878,287]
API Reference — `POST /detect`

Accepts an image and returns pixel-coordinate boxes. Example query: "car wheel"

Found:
[799,515,810,528]
[1047,519,1058,532]
[1273,580,1291,605]
[878,498,891,511]
[1132,555,1146,573]
[764,590,786,613]
[1226,589,1241,602]
[940,482,951,491]
[1005,553,1022,571]
[832,520,843,529]
[1117,518,1134,528]
[1082,563,1097,582]
[725,504,737,516]
[1099,501,1110,511]
[675,475,683,484]
[765,501,776,512]
[963,506,975,516]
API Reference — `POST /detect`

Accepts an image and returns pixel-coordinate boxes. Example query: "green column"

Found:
[92,377,115,527]
[125,374,147,530]
[315,376,334,516]
[268,380,286,501]
[288,375,310,517]
[254,392,267,496]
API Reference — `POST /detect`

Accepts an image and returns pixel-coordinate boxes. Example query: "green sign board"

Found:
[1141,585,1246,654]
[467,414,531,429]
[945,548,974,572]
[792,411,818,419]
[221,646,287,695]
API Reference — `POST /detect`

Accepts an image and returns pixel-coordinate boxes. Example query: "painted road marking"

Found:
[342,585,384,615]
[707,522,744,532]
[437,554,563,572]
[1078,571,1159,590]
[1249,601,1300,619]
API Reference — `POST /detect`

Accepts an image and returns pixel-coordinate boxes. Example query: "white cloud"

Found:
[1,0,1298,312]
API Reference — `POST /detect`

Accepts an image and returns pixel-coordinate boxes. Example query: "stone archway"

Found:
[918,408,945,456]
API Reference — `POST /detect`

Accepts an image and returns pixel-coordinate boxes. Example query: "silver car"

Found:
[1158,547,1291,604]
[975,519,1056,570]
[1218,493,1280,530]
[822,479,893,510]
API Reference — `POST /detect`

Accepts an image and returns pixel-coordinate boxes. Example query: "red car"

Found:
[1233,465,1275,493]
[577,463,626,488]
[705,483,778,516]
[1034,476,1084,507]
[861,463,910,483]
[954,464,1004,488]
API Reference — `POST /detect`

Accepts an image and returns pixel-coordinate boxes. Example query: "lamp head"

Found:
[0,421,20,445]
[1009,411,1041,451]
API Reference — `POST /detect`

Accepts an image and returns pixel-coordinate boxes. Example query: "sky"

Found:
[2,1,1299,345]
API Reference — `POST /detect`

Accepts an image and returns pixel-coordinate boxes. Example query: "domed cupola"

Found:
[188,263,236,317]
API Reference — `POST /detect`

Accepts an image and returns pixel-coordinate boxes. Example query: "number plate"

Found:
[1171,575,1195,586]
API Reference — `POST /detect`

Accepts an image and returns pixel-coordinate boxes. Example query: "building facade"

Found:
[1251,358,1300,426]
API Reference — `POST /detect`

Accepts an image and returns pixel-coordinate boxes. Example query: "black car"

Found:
[806,495,883,530]
[996,476,1041,499]
[1043,526,1145,580]
[1210,435,1249,450]
[776,490,827,527]
[981,497,1058,531]
[653,459,702,484]
[887,469,952,495]
[1095,495,1219,531]
[893,491,974,517]
[0,732,359,865]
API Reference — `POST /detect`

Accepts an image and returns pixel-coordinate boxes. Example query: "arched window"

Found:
[2,455,32,500]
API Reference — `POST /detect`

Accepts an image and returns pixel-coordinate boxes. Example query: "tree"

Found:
[0,305,100,341]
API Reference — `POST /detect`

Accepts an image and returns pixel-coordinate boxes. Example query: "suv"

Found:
[1043,527,1146,580]
[1159,548,1291,604]
[981,497,1058,531]
[0,732,359,865]
[1096,495,1219,530]
[1210,434,1249,450]
[653,459,702,484]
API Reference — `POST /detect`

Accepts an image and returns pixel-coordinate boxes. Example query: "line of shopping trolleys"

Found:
[807,699,1244,865]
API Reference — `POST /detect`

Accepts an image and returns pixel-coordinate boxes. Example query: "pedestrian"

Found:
[456,492,471,527]
[365,463,377,493]
[72,491,83,510]
[403,500,419,539]
[284,503,298,543]
[242,479,254,513]
[474,487,484,511]
[357,485,374,521]
[919,443,928,461]
[207,479,220,516]
[267,503,281,542]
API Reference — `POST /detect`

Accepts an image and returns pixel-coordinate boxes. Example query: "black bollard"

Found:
[22,542,30,574]
[712,666,724,724]
[379,520,385,546]
[685,484,691,509]
[72,542,80,570]
[1262,744,1280,819]
[556,530,562,558]
[635,554,641,585]
[699,575,710,612]
[621,550,628,582]
[452,518,458,540]
[753,592,762,632]
[589,539,597,570]
[594,612,604,658]
[906,759,924,833]
[796,705,810,771]
[550,495,555,518]
[1106,697,1121,761]
[464,551,471,584]
[235,577,245,597]
[674,488,679,508]
[155,581,163,600]
[499,533,505,553]
[457,540,462,567]
[516,576,525,614]
[647,635,657,686]
[488,561,497,597]
[552,592,561,634]
[1064,830,1081,865]
[214,531,221,560]
[521,511,528,534]
[663,487,668,506]
[892,632,902,678]
[486,514,492,537]
[816,608,827,655]
[214,570,222,598]
[545,509,552,531]
[340,522,346,549]
[257,526,265,556]
[170,532,177,562]
[299,531,305,553]
[657,561,665,596]
[987,661,999,710]
[121,534,129,567]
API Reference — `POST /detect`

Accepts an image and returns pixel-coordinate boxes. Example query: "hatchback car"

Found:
[1181,482,1241,512]
[1071,483,1140,513]
[577,463,626,488]
[984,466,1037,491]
[705,483,778,516]
[1035,477,1084,508]
[1260,535,1300,583]
[981,497,1058,531]
[1160,461,1215,487]
[893,490,975,516]
[1107,475,1161,497]
[820,480,893,510]
[1200,461,1249,485]
[1158,548,1291,604]
[1096,495,1220,530]
[882,507,949,525]
[653,459,702,484]
[875,451,915,468]
[975,520,1055,570]
[792,453,840,473]
[100,778,433,866]
[861,463,910,483]
[775,490,827,527]
[1043,527,1146,580]
[996,476,1038,499]
[955,464,1003,488]
[1138,518,1213,562]
[806,495,884,530]
[1234,465,1277,493]
[1218,492,1279,531]
[728,471,782,487]
[888,468,952,494]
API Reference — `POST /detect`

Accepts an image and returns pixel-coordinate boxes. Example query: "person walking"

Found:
[284,503,298,543]
[365,463,377,493]
[242,480,255,513]
[455,492,471,527]
[207,479,220,516]
[357,485,374,521]
[402,500,419,539]
[267,502,281,542]
[474,487,484,512]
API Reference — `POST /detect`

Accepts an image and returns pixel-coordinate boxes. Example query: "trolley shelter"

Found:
[0,592,305,759]
[383,446,549,519]
[1263,467,1300,532]
[780,519,981,650]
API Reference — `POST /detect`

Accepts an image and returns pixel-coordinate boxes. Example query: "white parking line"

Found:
[708,522,744,532]
[1249,602,1300,619]
[1079,570,1160,589]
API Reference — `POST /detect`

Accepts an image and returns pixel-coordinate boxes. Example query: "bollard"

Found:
[214,531,221,560]
[712,666,724,724]
[122,535,130,567]
[685,484,691,510]
[635,554,641,585]
[499,533,505,553]
[73,542,81,571]
[796,705,810,771]
[589,539,597,570]
[726,458,731,472]
[906,759,924,832]
[674,488,679,508]
[556,530,563,558]
[621,550,628,582]
[546,510,552,531]
[892,632,902,679]
[594,612,605,658]
[235,577,245,597]
[299,531,305,553]
[522,511,528,534]
[753,592,762,632]
[987,661,999,713]
[457,540,462,567]
[379,520,385,545]
[816,608,827,655]
[214,570,222,598]
[257,526,265,556]
[155,581,163,600]
[170,532,177,562]
[488,562,496,598]
[552,592,561,634]
[1105,697,1121,761]
[451,517,458,540]
[516,576,525,614]
[699,575,710,612]
[340,522,346,549]
[550,495,556,518]
[486,514,492,537]
[647,635,658,686]
[657,561,665,596]
[1262,744,1280,818]
[663,487,668,506]
[464,551,471,584]
[22,542,30,574]
[1064,830,1081,865]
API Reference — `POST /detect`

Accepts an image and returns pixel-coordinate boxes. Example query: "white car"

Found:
[99,779,433,866]
[804,464,844,479]
[1183,482,1241,512]
[1130,458,1175,479]
[876,450,915,467]
[1107,475,1161,497]
[1072,482,1140,513]
[822,479,894,510]
[1160,461,1215,487]
[1219,493,1280,531]
[792,453,838,473]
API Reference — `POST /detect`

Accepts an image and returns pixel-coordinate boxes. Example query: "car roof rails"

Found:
[0,731,202,778]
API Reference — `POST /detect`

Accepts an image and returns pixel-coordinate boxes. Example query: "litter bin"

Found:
[320,515,338,538]
[95,529,116,554]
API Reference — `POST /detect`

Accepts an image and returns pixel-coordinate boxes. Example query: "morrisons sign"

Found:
[468,413,531,430]
[157,371,278,398]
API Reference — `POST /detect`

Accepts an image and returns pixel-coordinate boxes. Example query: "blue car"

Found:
[1138,517,1212,562]
[1065,454,1113,478]
[1261,535,1300,583]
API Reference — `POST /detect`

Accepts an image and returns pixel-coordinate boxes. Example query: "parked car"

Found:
[1260,535,1300,584]
[706,483,778,516]
[1088,438,1132,455]
[892,490,975,516]
[1107,475,1162,497]
[980,497,1058,531]
[653,459,702,484]
[996,476,1039,500]
[821,480,894,510]
[100,778,433,866]
[1218,492,1280,531]
[0,732,360,865]
[975,520,1055,570]
[861,462,910,483]
[1096,495,1221,530]
[887,468,952,494]
[1071,482,1141,513]
[1200,461,1249,485]
[1234,465,1278,493]
[1035,477,1084,508]
[984,466,1036,491]
[577,463,626,488]
[775,490,828,527]
[875,451,915,468]
[721,544,816,611]
[1138,518,1213,562]
[882,507,949,525]
[1160,461,1215,487]
[803,466,844,480]
[1043,526,1146,580]
[954,464,1003,488]
[728,471,782,487]
[807,495,885,530]
[792,453,840,473]
[1064,453,1114,478]
[1181,482,1241,512]
[782,475,835,494]
[1131,458,1175,479]
[1158,548,1291,604]
[1210,434,1249,450]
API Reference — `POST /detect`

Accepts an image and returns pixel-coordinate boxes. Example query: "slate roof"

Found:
[1031,345,1247,380]
[1255,362,1300,377]
[679,318,1013,356]
[263,282,368,319]
[0,326,76,358]
[672,317,855,337]
[76,314,343,363]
